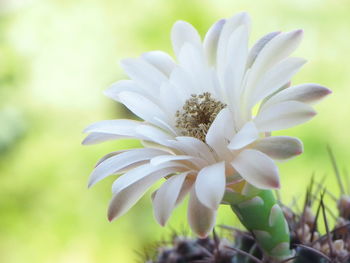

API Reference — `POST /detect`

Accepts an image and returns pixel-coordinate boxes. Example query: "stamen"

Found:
[175,92,226,142]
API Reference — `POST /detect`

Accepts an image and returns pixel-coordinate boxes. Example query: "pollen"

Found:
[175,92,226,142]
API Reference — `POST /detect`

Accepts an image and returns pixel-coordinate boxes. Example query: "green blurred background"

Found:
[0,0,349,262]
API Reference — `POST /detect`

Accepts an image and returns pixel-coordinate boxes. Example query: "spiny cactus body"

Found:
[148,167,350,263]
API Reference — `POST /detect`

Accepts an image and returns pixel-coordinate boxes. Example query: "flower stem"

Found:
[226,189,292,260]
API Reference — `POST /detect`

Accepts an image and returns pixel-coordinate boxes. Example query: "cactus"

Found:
[230,190,292,261]
[147,153,350,263]
[149,236,234,263]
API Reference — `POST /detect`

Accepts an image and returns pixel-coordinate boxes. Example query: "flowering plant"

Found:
[84,12,330,260]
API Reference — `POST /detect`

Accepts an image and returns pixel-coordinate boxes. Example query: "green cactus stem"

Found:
[224,188,292,261]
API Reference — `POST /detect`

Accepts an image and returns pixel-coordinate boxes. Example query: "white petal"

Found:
[232,149,280,189]
[88,148,167,187]
[203,19,226,65]
[210,68,226,102]
[205,108,234,159]
[159,82,182,117]
[246,30,303,96]
[104,80,146,101]
[253,29,303,72]
[82,132,123,145]
[254,101,316,132]
[188,187,216,238]
[141,140,176,154]
[169,66,195,101]
[248,57,307,108]
[228,121,259,150]
[150,155,192,165]
[171,21,201,57]
[120,58,167,90]
[112,163,186,194]
[153,172,189,226]
[195,162,226,210]
[223,25,249,105]
[135,124,174,145]
[118,91,169,127]
[95,151,124,167]
[141,51,175,76]
[178,43,214,94]
[83,119,141,136]
[217,12,251,72]
[108,169,171,221]
[246,31,280,68]
[253,136,303,160]
[175,178,194,205]
[173,137,217,164]
[152,176,194,205]
[151,154,206,168]
[262,83,332,110]
[154,117,178,136]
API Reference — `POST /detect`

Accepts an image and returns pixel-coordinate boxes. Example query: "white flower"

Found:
[83,12,330,237]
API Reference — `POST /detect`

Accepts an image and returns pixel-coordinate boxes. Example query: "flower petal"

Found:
[261,83,332,110]
[248,57,307,108]
[253,29,303,72]
[175,178,194,205]
[172,137,217,164]
[117,91,170,128]
[88,148,167,187]
[108,168,174,221]
[153,172,189,226]
[206,108,234,159]
[104,80,147,101]
[82,132,123,145]
[188,187,216,238]
[178,43,214,94]
[217,12,251,72]
[151,154,206,168]
[120,58,167,90]
[151,175,194,204]
[95,151,124,167]
[246,31,280,68]
[171,21,201,57]
[195,162,226,210]
[245,30,303,96]
[83,119,141,136]
[135,124,173,145]
[112,163,186,194]
[169,66,195,101]
[223,25,249,106]
[254,101,316,132]
[228,121,259,150]
[203,19,226,65]
[232,149,280,189]
[159,82,183,117]
[141,51,176,76]
[82,119,144,144]
[253,136,303,160]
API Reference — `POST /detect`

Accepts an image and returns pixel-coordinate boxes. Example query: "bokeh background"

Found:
[0,0,349,262]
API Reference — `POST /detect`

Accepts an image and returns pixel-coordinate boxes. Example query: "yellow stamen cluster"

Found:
[175,92,226,142]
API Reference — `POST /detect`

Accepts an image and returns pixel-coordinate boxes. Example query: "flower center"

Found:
[175,92,226,142]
